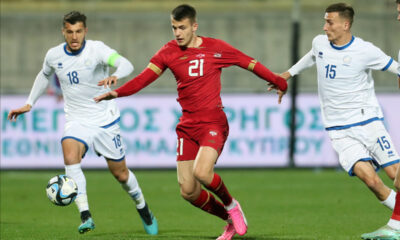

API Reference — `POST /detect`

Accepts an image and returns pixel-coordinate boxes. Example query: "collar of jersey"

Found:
[330,35,354,50]
[64,40,86,56]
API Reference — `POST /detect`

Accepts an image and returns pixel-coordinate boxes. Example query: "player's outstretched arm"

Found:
[94,63,161,102]
[94,90,118,103]
[7,104,32,122]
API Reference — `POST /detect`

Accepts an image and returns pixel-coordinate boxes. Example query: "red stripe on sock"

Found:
[391,192,400,221]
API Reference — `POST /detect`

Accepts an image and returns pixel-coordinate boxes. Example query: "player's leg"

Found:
[353,161,395,206]
[62,137,94,234]
[94,123,157,235]
[361,123,400,239]
[177,160,229,221]
[106,158,158,235]
[193,146,247,236]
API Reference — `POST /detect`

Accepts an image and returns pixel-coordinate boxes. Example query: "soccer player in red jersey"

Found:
[95,4,287,239]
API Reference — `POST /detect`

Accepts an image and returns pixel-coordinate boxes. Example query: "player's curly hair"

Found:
[326,3,354,27]
[171,4,196,23]
[63,11,87,27]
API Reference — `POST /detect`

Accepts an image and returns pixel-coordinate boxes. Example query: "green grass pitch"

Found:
[0,169,394,240]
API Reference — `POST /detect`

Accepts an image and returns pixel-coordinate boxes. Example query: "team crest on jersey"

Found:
[209,131,218,136]
[318,52,323,59]
[57,62,63,69]
[342,55,352,66]
[214,53,222,58]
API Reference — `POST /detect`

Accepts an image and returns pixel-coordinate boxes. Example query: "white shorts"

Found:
[328,120,399,176]
[62,119,125,161]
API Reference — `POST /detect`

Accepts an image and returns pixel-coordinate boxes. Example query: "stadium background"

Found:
[1,0,399,169]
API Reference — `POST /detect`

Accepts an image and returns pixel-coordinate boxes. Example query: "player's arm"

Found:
[94,63,161,102]
[98,53,134,88]
[283,50,316,80]
[8,70,51,121]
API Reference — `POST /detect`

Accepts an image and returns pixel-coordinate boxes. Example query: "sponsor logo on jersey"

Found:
[318,52,323,59]
[214,53,222,58]
[209,131,218,136]
[179,55,188,60]
[343,55,352,66]
[57,62,63,69]
[196,53,205,58]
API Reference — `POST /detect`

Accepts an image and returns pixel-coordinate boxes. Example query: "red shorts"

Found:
[176,108,229,161]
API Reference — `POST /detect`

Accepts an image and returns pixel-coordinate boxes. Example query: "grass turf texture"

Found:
[0,169,394,240]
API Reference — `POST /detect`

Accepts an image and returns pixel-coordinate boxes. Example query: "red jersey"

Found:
[115,36,287,112]
[150,37,254,112]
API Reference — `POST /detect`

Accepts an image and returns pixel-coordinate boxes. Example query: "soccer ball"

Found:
[46,175,78,206]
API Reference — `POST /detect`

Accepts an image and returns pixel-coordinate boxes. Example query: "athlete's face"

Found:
[323,12,350,44]
[171,17,198,47]
[62,22,87,52]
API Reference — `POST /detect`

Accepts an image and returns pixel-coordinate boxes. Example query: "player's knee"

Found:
[193,167,212,185]
[111,167,129,183]
[180,187,199,202]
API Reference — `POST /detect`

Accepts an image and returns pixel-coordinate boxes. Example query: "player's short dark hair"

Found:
[63,11,87,27]
[326,3,354,26]
[397,0,400,4]
[171,4,196,23]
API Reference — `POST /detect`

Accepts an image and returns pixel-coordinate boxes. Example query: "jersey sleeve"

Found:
[214,40,254,70]
[365,43,393,71]
[42,50,55,77]
[95,41,118,66]
[149,45,169,74]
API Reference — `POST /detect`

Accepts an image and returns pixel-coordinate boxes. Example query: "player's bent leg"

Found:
[193,147,247,235]
[354,161,393,202]
[383,163,400,181]
[178,161,229,220]
[107,158,158,235]
[62,138,94,233]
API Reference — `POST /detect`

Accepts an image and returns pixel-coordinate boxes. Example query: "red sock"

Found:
[391,192,400,221]
[191,189,229,220]
[205,173,233,206]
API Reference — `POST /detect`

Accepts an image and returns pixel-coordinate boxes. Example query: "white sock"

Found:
[121,170,146,209]
[381,189,396,210]
[388,219,400,230]
[65,163,89,212]
[225,199,237,211]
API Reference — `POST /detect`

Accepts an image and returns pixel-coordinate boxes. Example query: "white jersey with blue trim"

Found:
[310,35,393,128]
[42,40,120,126]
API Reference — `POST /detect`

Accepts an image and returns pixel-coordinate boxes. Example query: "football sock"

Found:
[137,203,153,225]
[190,189,229,220]
[80,210,92,222]
[388,191,400,230]
[205,173,233,206]
[381,189,396,210]
[121,170,146,209]
[65,163,89,212]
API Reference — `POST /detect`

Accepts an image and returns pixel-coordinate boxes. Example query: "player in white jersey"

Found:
[7,11,158,235]
[361,1,400,239]
[275,1,400,225]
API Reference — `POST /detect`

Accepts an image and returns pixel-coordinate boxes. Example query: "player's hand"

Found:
[94,91,118,103]
[7,104,32,122]
[98,76,118,88]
